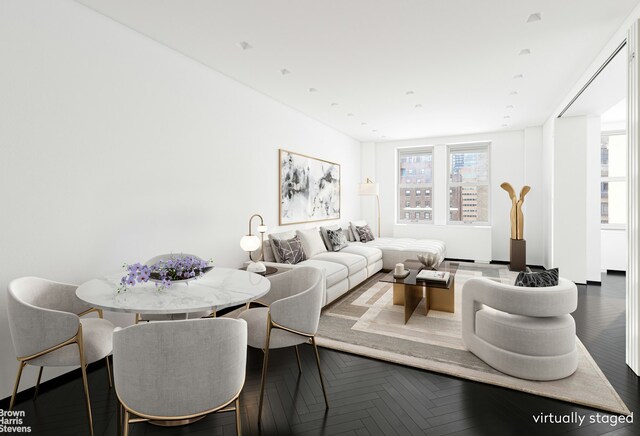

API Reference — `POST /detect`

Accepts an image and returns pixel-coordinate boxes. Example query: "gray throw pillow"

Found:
[271,236,306,264]
[326,228,348,252]
[514,268,559,287]
[356,224,375,243]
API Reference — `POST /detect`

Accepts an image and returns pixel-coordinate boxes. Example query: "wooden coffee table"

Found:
[380,260,457,324]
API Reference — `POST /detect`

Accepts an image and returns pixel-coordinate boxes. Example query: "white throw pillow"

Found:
[296,228,328,258]
[350,220,368,242]
[267,230,297,263]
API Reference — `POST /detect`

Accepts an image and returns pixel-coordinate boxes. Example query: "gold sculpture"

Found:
[500,182,530,240]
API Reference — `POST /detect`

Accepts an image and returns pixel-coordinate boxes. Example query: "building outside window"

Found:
[398,148,433,223]
[601,132,626,226]
[448,143,490,224]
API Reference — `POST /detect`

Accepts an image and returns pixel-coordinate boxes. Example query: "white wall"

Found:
[602,229,628,271]
[0,0,360,399]
[372,129,544,263]
[586,117,602,282]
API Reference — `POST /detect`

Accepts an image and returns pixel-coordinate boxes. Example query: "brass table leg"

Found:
[426,277,455,313]
[393,283,423,324]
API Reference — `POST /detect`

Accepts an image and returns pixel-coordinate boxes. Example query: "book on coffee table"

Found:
[416,270,450,283]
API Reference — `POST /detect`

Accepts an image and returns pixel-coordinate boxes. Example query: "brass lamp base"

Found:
[509,239,526,272]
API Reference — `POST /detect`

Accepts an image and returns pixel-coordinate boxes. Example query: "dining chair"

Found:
[135,253,213,323]
[112,318,247,435]
[238,266,327,424]
[6,277,115,436]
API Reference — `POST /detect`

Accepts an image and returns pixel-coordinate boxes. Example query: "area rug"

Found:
[316,263,630,415]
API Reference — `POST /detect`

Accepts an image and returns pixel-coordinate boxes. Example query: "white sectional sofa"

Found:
[258,221,446,306]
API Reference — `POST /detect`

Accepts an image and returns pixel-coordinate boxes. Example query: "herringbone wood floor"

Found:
[2,273,638,435]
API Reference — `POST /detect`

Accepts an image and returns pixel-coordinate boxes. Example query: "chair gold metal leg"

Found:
[134,313,141,324]
[122,410,130,436]
[311,336,329,408]
[105,356,113,388]
[235,397,241,435]
[77,332,95,436]
[33,366,43,399]
[9,361,26,410]
[258,321,272,426]
[294,345,302,373]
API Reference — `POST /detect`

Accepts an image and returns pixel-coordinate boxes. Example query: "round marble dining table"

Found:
[75,267,271,315]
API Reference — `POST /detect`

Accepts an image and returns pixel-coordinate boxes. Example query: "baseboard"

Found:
[445,257,475,263]
[587,280,602,286]
[606,269,626,275]
[0,358,110,409]
[489,260,546,270]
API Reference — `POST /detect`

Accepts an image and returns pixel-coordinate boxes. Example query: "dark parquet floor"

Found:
[1,273,638,435]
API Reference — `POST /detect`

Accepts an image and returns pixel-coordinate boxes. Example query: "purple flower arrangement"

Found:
[118,255,212,292]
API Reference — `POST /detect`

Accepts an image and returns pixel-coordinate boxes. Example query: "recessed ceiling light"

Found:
[347,113,354,117]
[513,74,524,79]
[502,124,508,128]
[361,122,367,126]
[331,102,338,107]
[415,104,423,108]
[238,41,252,50]
[280,69,291,75]
[509,91,518,96]
[372,130,378,132]
[406,91,415,95]
[506,105,514,109]
[382,136,387,138]
[504,115,511,119]
[526,13,542,23]
[308,88,318,93]
[519,49,531,56]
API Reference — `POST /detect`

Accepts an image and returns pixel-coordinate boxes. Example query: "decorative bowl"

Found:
[417,252,438,270]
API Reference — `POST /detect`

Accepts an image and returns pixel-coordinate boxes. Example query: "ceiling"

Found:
[75,0,638,142]
[563,46,626,119]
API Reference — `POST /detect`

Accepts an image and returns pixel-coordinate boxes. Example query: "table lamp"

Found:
[240,213,268,273]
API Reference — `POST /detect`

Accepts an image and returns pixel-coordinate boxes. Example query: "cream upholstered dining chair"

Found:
[238,266,327,424]
[112,318,247,435]
[6,277,115,436]
[461,276,578,381]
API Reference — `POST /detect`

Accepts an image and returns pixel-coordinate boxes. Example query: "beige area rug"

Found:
[316,263,630,415]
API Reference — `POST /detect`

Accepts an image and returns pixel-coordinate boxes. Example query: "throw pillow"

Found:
[296,228,328,258]
[350,220,368,242]
[267,230,296,263]
[271,236,306,264]
[326,228,348,251]
[356,224,375,243]
[319,224,342,250]
[514,268,559,287]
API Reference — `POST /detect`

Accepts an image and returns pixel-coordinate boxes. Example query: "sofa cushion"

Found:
[325,228,348,251]
[271,236,306,264]
[349,220,368,242]
[296,228,327,258]
[340,244,383,266]
[319,224,341,249]
[515,268,559,287]
[268,231,297,263]
[297,259,348,288]
[352,237,446,270]
[312,252,366,275]
[476,307,576,357]
[355,224,375,242]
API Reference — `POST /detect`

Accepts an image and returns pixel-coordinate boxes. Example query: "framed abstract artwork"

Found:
[279,149,341,225]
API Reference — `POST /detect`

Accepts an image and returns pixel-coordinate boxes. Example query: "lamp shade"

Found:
[358,182,379,196]
[240,235,261,252]
[257,225,268,234]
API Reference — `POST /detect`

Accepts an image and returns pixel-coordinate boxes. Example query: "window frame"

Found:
[446,142,491,226]
[601,130,627,230]
[396,146,435,225]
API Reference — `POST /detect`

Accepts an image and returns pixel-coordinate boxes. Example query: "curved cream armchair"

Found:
[461,277,578,381]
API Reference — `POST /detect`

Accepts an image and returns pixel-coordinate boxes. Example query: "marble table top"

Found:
[76,267,270,314]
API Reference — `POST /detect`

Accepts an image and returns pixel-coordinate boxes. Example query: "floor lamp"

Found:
[358,178,380,237]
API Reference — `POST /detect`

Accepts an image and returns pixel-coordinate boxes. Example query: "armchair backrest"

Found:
[462,277,578,318]
[269,267,324,335]
[112,318,247,418]
[7,277,82,358]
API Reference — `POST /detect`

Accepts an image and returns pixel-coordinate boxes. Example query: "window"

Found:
[398,147,433,223]
[448,144,490,224]
[601,132,626,226]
